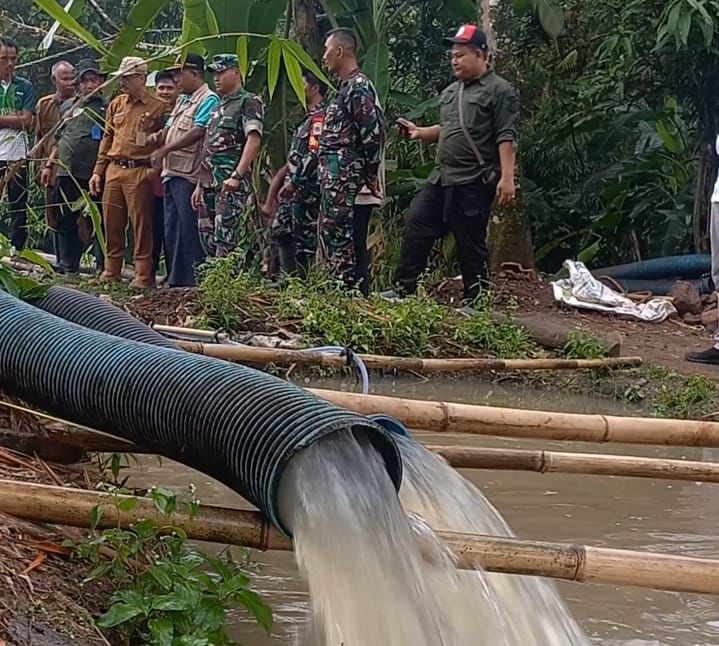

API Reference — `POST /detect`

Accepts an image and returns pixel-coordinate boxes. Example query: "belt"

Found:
[112,158,151,169]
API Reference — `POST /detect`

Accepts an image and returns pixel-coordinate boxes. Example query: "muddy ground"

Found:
[110,273,719,379]
[0,405,112,646]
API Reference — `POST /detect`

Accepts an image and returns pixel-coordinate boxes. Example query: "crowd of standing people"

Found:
[0,24,519,304]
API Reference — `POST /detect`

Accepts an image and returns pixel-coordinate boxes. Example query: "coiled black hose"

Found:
[0,290,402,535]
[32,286,178,349]
[592,254,711,280]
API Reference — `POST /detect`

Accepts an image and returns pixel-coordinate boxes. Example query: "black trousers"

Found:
[164,177,206,287]
[0,161,28,251]
[54,175,105,273]
[152,194,165,275]
[396,179,494,302]
[353,204,372,297]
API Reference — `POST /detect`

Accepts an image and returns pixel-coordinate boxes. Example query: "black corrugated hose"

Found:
[0,289,402,536]
[33,285,179,349]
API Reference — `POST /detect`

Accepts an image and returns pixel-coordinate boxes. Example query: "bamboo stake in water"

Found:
[2,479,719,595]
[177,340,643,373]
[308,388,719,447]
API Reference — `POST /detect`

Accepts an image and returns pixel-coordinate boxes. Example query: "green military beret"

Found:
[208,54,239,73]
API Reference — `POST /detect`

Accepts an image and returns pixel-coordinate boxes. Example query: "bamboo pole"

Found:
[427,445,719,482]
[308,388,719,447]
[5,399,719,483]
[2,479,719,595]
[177,340,643,373]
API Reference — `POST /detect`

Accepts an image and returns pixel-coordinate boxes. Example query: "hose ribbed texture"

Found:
[0,291,402,536]
[33,286,178,349]
[592,254,710,280]
[604,276,713,296]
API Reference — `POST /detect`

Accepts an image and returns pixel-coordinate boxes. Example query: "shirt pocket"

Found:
[466,94,493,128]
[175,114,194,132]
[217,115,238,131]
[439,91,457,124]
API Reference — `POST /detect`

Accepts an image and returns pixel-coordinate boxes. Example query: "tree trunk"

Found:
[293,0,321,59]
[694,141,713,253]
[479,0,535,271]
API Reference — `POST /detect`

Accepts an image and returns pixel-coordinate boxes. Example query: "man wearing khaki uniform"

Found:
[90,56,170,288]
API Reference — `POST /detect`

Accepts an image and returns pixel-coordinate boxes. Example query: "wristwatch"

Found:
[230,170,241,181]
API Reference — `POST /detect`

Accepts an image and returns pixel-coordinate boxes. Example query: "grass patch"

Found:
[196,258,540,359]
[563,331,608,359]
[653,373,719,419]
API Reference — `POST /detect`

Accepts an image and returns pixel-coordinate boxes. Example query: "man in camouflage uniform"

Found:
[191,54,263,258]
[268,70,327,277]
[318,28,386,295]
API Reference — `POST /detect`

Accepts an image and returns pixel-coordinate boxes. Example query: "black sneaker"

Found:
[686,347,719,365]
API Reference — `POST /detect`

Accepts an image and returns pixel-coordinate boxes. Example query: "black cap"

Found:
[170,52,205,74]
[443,25,489,51]
[74,58,105,84]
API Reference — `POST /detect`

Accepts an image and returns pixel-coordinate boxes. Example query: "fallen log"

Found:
[496,312,624,357]
[177,341,642,373]
[3,479,719,595]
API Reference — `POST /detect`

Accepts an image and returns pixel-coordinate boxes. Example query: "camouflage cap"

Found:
[208,54,239,73]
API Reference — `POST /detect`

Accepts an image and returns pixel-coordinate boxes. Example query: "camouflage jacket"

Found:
[202,89,264,186]
[318,70,386,185]
[287,101,325,202]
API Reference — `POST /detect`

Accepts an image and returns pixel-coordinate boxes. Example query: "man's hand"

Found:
[368,179,382,199]
[150,147,167,170]
[148,131,163,147]
[222,177,240,194]
[191,184,203,211]
[496,176,516,206]
[279,181,296,200]
[40,167,53,188]
[89,173,102,197]
[396,118,421,140]
[260,201,275,218]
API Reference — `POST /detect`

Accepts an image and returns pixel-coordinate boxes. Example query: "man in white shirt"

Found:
[0,37,37,252]
[687,135,719,365]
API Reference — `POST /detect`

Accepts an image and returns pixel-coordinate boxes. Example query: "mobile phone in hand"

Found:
[396,118,411,137]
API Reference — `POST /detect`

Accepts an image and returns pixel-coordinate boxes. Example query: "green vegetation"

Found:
[69,482,272,645]
[563,331,608,360]
[653,372,719,419]
[197,255,538,358]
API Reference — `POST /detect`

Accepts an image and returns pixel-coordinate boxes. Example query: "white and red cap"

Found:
[443,24,489,50]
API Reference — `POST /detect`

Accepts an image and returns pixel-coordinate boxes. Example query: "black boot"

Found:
[295,252,313,279]
[278,244,296,276]
[271,244,297,287]
[686,347,719,365]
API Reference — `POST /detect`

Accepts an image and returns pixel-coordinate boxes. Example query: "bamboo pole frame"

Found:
[308,388,719,447]
[4,400,719,484]
[177,340,643,373]
[2,479,719,595]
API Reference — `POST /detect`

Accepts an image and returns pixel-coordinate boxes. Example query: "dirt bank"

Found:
[0,405,112,646]
[96,274,718,379]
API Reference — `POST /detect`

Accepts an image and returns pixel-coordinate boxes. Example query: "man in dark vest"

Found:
[41,59,106,273]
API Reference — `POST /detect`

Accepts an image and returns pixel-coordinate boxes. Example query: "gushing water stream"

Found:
[278,430,589,645]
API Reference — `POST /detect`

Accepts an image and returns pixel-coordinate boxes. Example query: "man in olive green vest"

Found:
[387,24,518,304]
[41,59,106,273]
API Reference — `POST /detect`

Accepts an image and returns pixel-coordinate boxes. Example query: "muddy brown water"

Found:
[125,377,719,645]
